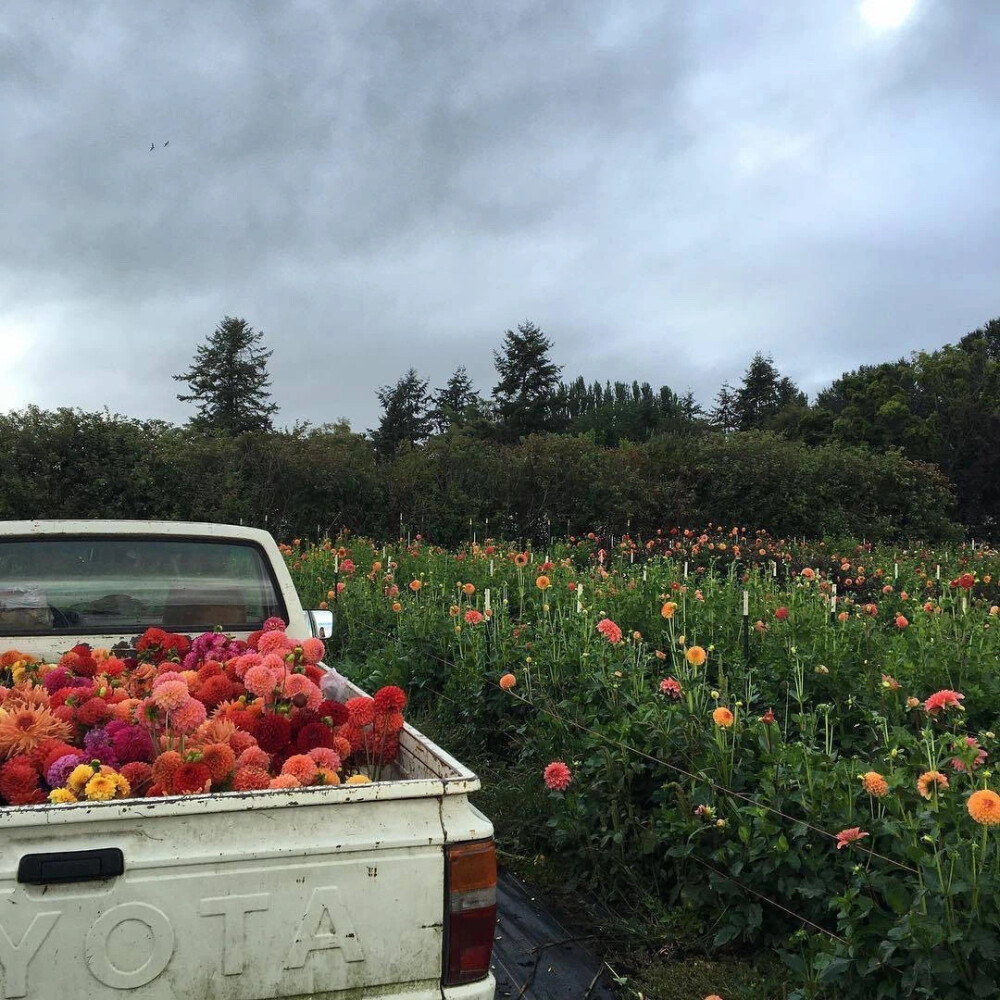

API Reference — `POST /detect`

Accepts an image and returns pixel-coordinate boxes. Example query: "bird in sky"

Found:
[163,140,169,147]
[149,142,155,151]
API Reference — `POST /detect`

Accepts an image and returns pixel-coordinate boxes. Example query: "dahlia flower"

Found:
[968,789,1000,826]
[659,677,682,699]
[169,698,207,735]
[917,770,949,799]
[301,638,325,664]
[346,697,376,728]
[596,619,623,645]
[924,689,964,717]
[373,686,406,714]
[0,706,71,759]
[862,771,889,798]
[712,707,734,728]
[171,761,211,795]
[685,646,707,667]
[200,743,236,782]
[543,761,572,792]
[835,827,870,850]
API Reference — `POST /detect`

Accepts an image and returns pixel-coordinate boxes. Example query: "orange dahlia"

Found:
[712,707,734,728]
[685,645,707,667]
[0,706,71,759]
[862,771,889,798]
[968,789,1000,826]
[916,770,948,799]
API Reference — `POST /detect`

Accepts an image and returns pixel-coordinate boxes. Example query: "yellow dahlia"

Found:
[67,764,97,795]
[84,773,118,801]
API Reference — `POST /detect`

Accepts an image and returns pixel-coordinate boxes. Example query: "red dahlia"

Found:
[172,761,212,795]
[373,686,407,714]
[345,697,375,728]
[318,700,349,727]
[294,722,337,754]
[255,714,292,753]
[119,762,153,793]
[0,757,43,805]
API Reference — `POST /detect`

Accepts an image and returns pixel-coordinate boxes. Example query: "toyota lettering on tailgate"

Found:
[0,886,362,998]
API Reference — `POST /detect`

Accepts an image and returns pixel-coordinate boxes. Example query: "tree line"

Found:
[1,313,995,542]
[365,318,998,532]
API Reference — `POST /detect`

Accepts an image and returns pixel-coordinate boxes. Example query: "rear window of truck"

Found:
[0,537,286,635]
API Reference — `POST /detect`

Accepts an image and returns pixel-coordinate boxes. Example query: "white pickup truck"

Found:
[0,520,496,1000]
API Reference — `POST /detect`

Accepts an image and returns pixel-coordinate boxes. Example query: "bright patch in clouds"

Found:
[859,0,917,30]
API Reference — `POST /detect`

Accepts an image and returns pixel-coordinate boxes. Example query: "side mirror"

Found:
[306,609,334,639]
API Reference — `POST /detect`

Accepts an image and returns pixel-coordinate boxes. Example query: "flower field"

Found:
[287,527,1000,1000]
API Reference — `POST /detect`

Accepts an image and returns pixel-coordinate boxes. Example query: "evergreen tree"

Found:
[679,390,705,422]
[173,316,278,434]
[430,366,482,433]
[709,381,739,433]
[371,368,432,458]
[734,354,803,430]
[492,321,564,441]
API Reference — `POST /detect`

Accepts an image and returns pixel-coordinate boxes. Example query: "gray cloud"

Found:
[1,0,997,428]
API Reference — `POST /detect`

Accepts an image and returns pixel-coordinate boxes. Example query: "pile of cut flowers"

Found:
[0,618,406,806]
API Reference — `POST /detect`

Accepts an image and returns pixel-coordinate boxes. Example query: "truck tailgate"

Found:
[0,788,449,1000]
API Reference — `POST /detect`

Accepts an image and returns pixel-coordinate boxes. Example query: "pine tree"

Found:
[174,316,278,434]
[430,366,482,433]
[709,381,739,433]
[734,354,803,430]
[492,321,564,441]
[370,368,432,458]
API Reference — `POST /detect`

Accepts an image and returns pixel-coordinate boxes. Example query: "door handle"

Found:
[18,848,124,885]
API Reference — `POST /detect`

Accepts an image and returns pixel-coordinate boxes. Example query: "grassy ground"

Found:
[410,709,787,1000]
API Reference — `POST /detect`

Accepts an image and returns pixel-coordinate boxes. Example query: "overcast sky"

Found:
[1,0,998,431]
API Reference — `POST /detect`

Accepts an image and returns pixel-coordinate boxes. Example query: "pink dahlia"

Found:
[168,698,207,735]
[835,827,869,850]
[596,619,623,645]
[151,680,190,713]
[257,631,292,656]
[282,674,321,710]
[308,747,341,770]
[244,664,278,699]
[543,761,572,792]
[659,677,682,699]
[301,638,325,664]
[924,689,964,717]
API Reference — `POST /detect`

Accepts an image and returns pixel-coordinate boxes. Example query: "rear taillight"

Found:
[444,839,497,986]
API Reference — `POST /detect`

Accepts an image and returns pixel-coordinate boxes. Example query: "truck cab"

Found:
[0,520,496,1000]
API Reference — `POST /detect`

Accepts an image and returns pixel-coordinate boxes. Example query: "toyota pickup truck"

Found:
[0,520,496,1000]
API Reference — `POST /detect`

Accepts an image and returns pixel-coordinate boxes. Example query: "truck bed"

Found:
[0,722,490,1000]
